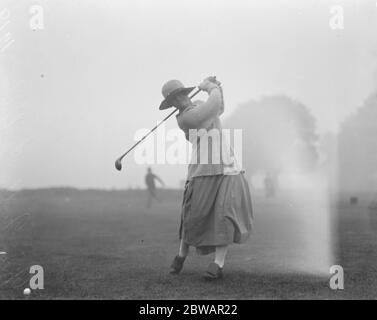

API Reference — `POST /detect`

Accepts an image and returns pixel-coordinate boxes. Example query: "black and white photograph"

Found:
[1,0,377,304]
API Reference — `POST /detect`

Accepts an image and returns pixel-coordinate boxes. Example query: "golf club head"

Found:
[115,159,122,171]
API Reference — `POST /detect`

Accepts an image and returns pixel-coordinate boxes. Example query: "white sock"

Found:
[214,245,228,268]
[178,239,189,258]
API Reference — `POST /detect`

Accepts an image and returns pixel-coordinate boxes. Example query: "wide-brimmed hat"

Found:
[159,80,196,110]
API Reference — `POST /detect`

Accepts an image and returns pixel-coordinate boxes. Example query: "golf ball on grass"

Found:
[23,288,31,296]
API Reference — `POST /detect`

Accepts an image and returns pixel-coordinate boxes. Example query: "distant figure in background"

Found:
[369,196,377,211]
[145,167,164,208]
[350,196,358,205]
[264,173,276,198]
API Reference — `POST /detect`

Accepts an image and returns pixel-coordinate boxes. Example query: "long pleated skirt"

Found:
[179,173,253,255]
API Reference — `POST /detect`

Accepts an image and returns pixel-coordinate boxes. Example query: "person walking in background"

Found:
[264,172,276,198]
[145,167,164,208]
[159,77,253,280]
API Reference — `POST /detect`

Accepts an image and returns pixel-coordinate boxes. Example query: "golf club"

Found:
[115,87,201,171]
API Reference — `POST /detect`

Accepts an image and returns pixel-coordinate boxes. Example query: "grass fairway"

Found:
[1,188,376,299]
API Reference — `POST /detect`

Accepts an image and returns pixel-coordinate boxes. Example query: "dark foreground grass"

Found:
[0,188,376,299]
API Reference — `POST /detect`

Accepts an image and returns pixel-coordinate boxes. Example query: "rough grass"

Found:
[0,188,376,299]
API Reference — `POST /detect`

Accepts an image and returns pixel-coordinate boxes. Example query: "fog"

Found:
[1,0,377,190]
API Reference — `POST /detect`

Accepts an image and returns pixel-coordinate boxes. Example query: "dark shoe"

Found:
[204,262,223,280]
[170,255,186,274]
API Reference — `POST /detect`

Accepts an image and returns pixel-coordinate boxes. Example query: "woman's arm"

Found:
[180,87,222,129]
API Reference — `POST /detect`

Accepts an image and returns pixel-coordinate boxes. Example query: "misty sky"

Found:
[1,0,377,189]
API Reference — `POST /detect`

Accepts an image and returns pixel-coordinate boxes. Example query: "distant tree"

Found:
[338,92,377,192]
[224,95,319,187]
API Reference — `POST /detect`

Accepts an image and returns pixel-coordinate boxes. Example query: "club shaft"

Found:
[118,88,201,161]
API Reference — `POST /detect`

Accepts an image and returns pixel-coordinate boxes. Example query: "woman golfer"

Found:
[159,77,253,280]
